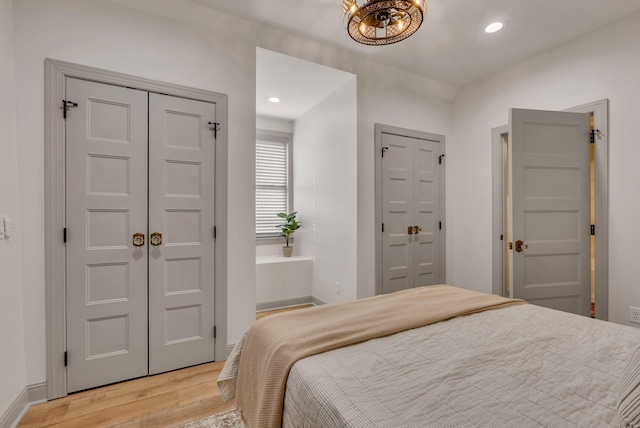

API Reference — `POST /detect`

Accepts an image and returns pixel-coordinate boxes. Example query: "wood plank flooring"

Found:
[18,362,232,428]
[19,304,312,428]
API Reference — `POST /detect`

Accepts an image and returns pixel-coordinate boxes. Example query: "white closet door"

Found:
[65,78,149,392]
[148,93,217,374]
[510,108,591,316]
[381,132,443,294]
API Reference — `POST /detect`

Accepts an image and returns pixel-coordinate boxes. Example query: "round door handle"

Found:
[408,226,414,235]
[515,240,528,252]
[132,233,145,247]
[150,232,162,246]
[413,225,422,234]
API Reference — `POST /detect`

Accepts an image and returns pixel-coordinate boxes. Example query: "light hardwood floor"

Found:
[18,362,233,428]
[19,305,312,428]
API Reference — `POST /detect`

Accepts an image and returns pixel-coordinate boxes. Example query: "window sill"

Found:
[256,255,312,265]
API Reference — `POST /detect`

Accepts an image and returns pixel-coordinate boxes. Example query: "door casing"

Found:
[374,123,446,296]
[44,58,229,399]
[491,99,609,320]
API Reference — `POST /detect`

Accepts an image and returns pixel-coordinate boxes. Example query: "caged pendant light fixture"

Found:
[343,0,427,45]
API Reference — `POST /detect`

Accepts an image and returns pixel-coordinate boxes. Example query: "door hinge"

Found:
[63,227,67,243]
[590,129,604,144]
[62,100,78,119]
[500,234,504,241]
[382,223,384,233]
[439,154,445,165]
[439,221,442,230]
[64,351,68,367]
[208,122,220,139]
[591,224,595,236]
[213,326,217,339]
[213,226,217,239]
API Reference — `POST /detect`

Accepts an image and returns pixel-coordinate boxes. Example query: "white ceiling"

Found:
[113,0,640,119]
[192,0,640,87]
[256,48,355,121]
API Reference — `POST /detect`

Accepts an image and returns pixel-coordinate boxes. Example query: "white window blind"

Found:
[256,135,291,238]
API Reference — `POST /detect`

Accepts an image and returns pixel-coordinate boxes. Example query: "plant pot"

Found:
[282,246,293,257]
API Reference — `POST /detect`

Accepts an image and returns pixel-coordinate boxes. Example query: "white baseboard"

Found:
[27,383,47,406]
[256,296,313,312]
[312,296,329,306]
[0,382,47,428]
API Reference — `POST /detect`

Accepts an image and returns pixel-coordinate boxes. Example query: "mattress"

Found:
[283,304,640,427]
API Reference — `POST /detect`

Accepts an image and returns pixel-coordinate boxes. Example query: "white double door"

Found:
[509,108,591,316]
[381,131,444,294]
[65,78,216,392]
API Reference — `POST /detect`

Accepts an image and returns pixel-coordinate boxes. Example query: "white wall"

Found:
[256,116,293,134]
[0,0,27,415]
[451,12,640,325]
[294,78,358,303]
[13,0,257,384]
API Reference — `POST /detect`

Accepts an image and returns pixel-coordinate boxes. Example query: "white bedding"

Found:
[283,304,640,427]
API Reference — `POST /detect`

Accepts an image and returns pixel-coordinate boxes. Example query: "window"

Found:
[256,130,292,239]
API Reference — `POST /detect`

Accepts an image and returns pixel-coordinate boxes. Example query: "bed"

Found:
[218,285,640,428]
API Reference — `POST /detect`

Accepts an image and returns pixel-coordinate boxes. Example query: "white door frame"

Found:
[374,123,446,295]
[491,99,609,320]
[44,59,229,399]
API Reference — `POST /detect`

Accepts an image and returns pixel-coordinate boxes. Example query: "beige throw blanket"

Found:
[218,285,525,428]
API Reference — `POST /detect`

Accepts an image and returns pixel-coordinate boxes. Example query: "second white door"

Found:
[509,108,591,316]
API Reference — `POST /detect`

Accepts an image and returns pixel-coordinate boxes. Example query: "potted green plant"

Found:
[276,211,300,257]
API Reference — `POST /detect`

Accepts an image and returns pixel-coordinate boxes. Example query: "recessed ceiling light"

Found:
[485,22,504,34]
[268,96,281,103]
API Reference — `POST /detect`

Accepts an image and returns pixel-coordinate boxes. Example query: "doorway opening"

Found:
[491,100,609,320]
[254,48,358,308]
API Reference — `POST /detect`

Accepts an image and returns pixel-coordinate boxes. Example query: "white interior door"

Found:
[509,108,591,316]
[65,78,149,392]
[381,131,443,294]
[148,94,216,374]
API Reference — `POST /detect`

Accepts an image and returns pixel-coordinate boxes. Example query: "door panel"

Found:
[413,140,440,286]
[381,133,414,294]
[509,108,591,316]
[148,94,216,374]
[65,78,148,392]
[381,132,443,294]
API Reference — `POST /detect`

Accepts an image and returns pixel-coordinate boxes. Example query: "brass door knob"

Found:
[413,225,422,234]
[150,232,162,246]
[515,240,528,253]
[132,233,145,247]
[408,226,414,235]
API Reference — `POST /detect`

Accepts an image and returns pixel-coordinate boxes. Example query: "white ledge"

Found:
[256,256,313,265]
